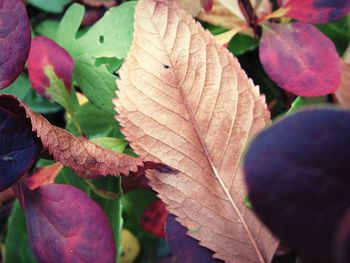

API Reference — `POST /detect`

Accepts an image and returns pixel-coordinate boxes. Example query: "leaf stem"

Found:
[238,0,260,37]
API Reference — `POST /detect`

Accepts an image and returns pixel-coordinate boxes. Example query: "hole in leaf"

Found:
[99,35,104,44]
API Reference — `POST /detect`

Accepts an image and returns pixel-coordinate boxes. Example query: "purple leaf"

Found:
[334,209,350,263]
[0,97,41,191]
[24,184,116,263]
[165,214,223,263]
[28,36,74,98]
[278,0,350,24]
[244,109,350,261]
[0,0,31,89]
[259,22,341,97]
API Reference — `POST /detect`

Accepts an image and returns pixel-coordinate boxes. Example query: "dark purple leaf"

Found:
[28,36,74,98]
[259,22,341,97]
[278,0,350,24]
[165,214,223,263]
[334,209,350,263]
[0,98,41,191]
[244,108,350,261]
[24,184,116,263]
[0,0,31,89]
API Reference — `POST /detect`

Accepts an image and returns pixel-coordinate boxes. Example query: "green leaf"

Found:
[66,102,122,138]
[55,167,89,193]
[228,34,259,56]
[5,201,37,263]
[34,20,60,40]
[56,2,136,113]
[287,96,329,115]
[90,137,128,153]
[74,55,117,114]
[56,2,135,59]
[0,74,31,100]
[27,0,71,13]
[122,190,160,263]
[87,140,126,263]
[0,74,62,114]
[23,89,62,114]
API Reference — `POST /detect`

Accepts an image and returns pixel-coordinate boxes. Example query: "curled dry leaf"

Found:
[335,62,350,107]
[115,0,278,262]
[0,0,31,89]
[0,94,143,178]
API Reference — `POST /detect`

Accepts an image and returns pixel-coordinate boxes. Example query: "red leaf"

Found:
[0,0,31,89]
[141,199,167,238]
[28,36,74,98]
[259,22,341,97]
[25,162,64,190]
[24,184,115,263]
[278,0,350,24]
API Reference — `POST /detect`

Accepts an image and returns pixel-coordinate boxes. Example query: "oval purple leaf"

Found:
[279,0,350,24]
[334,209,350,263]
[24,184,116,263]
[244,109,350,261]
[259,22,341,97]
[28,36,74,98]
[0,0,31,89]
[165,214,223,263]
[0,97,41,191]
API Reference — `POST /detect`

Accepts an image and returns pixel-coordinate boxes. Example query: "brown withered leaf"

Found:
[114,0,278,262]
[335,61,350,107]
[0,94,143,178]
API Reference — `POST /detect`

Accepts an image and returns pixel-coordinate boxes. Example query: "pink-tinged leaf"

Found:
[25,162,64,190]
[278,0,350,24]
[0,0,31,89]
[28,36,74,98]
[24,184,115,263]
[141,199,167,238]
[201,0,213,11]
[259,22,341,97]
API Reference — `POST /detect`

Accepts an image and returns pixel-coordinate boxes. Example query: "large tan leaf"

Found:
[335,61,350,107]
[114,0,278,262]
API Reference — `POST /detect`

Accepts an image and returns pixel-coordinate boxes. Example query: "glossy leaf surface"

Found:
[25,184,115,263]
[0,0,31,89]
[260,22,341,96]
[244,109,350,261]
